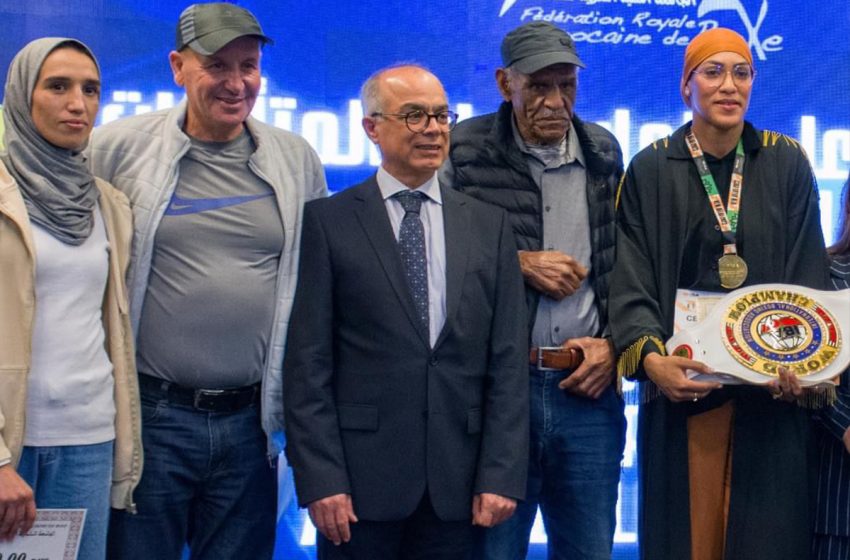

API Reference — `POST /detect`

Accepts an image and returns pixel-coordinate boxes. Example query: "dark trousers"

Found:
[318,492,475,560]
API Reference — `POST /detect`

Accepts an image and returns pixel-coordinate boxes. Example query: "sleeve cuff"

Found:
[617,335,666,381]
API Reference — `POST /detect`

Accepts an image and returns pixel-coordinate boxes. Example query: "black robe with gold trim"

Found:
[610,122,830,559]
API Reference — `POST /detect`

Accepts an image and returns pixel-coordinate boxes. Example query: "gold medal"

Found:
[718,254,748,289]
[686,130,750,290]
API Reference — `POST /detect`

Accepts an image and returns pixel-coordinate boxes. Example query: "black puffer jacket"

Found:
[446,101,623,333]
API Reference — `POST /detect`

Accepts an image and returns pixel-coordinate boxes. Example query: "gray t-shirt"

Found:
[136,130,284,388]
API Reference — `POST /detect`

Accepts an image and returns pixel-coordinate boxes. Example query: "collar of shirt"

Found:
[376,167,443,206]
[511,115,585,169]
[666,120,761,160]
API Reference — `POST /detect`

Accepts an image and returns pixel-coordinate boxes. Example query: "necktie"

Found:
[394,190,429,333]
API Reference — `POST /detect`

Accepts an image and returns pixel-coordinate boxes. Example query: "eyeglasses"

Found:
[691,63,756,86]
[370,109,458,133]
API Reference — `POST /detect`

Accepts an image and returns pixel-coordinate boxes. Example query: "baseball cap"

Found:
[176,3,272,55]
[501,22,585,74]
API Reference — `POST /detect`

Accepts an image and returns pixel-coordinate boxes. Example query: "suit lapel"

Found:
[353,177,430,348]
[435,185,471,349]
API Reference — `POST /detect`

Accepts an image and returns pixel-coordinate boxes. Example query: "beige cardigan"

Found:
[0,161,143,511]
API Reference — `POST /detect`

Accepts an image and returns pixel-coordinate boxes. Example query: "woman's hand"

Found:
[643,353,722,402]
[0,464,36,541]
[766,366,808,402]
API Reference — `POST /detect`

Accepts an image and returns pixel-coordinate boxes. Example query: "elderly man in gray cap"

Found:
[88,3,326,558]
[441,21,626,560]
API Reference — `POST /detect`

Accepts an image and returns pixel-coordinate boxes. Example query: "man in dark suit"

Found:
[283,64,529,560]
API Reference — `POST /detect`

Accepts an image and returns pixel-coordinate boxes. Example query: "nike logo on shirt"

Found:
[165,193,276,216]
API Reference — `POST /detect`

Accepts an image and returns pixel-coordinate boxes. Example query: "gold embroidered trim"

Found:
[650,136,670,151]
[615,173,626,211]
[617,335,666,381]
[797,385,835,409]
[761,130,800,149]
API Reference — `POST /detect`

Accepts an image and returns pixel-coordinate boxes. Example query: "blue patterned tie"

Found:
[394,190,429,333]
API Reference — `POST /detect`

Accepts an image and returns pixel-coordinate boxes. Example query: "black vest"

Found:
[447,102,623,333]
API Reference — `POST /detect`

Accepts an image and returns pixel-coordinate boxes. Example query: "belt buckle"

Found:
[193,389,227,412]
[535,346,564,371]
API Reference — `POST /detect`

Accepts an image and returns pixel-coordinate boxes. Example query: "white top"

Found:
[25,204,116,446]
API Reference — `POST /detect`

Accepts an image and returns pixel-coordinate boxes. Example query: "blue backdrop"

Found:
[2,1,847,558]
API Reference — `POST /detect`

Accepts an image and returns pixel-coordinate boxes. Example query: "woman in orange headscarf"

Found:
[610,28,830,559]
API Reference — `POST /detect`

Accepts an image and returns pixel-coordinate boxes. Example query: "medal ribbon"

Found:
[684,129,745,255]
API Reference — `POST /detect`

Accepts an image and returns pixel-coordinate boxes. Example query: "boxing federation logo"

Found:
[722,289,841,377]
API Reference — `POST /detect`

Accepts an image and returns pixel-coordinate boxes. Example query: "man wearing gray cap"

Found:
[441,21,626,559]
[88,3,327,558]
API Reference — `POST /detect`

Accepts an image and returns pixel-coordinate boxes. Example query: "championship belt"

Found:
[666,284,850,386]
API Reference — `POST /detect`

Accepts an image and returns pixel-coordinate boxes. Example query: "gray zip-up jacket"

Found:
[88,100,327,455]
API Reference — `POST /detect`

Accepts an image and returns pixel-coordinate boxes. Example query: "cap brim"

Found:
[511,51,585,74]
[188,29,273,56]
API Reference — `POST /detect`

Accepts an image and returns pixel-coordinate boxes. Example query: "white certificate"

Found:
[0,509,86,560]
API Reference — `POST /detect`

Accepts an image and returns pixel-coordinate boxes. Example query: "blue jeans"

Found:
[107,388,277,560]
[17,441,114,560]
[475,368,626,560]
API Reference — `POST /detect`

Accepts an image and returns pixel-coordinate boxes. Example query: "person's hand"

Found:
[766,366,807,402]
[307,493,358,546]
[843,427,850,455]
[518,251,587,301]
[643,353,721,402]
[558,337,614,399]
[0,464,36,541]
[472,493,516,527]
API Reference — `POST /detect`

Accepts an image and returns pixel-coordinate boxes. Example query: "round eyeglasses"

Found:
[691,63,756,86]
[371,109,458,133]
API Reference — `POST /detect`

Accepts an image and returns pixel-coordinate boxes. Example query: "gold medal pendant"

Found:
[718,254,748,289]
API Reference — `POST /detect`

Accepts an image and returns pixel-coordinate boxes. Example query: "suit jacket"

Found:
[815,254,850,540]
[283,174,528,522]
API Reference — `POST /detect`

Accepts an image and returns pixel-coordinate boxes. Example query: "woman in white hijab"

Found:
[0,38,141,560]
